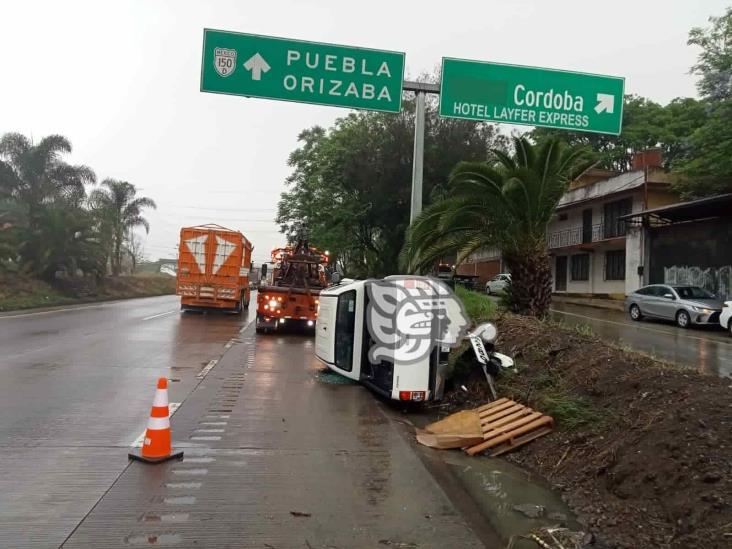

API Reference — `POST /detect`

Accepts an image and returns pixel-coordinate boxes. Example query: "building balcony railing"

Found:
[547,222,628,249]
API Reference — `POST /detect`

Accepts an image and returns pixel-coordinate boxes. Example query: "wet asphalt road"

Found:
[62,322,487,548]
[0,296,495,548]
[0,296,250,548]
[549,302,732,378]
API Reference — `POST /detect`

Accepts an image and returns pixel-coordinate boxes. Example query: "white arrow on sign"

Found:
[243,53,270,81]
[594,93,615,114]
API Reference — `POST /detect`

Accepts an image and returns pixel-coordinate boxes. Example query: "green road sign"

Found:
[440,58,625,135]
[201,29,405,113]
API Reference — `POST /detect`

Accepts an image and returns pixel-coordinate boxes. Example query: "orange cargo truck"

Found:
[256,239,328,333]
[176,224,253,313]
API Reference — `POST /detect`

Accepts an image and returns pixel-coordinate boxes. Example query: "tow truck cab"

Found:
[315,278,449,402]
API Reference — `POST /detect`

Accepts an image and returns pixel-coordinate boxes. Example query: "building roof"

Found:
[558,170,647,210]
[620,193,732,224]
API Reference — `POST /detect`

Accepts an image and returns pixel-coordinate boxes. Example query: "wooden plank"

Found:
[479,404,526,423]
[488,426,555,457]
[480,409,533,431]
[479,402,525,419]
[466,416,554,455]
[476,400,516,418]
[475,398,510,413]
[482,412,543,440]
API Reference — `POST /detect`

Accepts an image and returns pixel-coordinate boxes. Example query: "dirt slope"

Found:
[446,313,732,548]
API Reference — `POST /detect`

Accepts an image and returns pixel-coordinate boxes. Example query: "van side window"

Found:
[335,290,356,372]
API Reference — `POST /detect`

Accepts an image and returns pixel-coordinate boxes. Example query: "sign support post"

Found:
[403,81,440,224]
[410,90,425,223]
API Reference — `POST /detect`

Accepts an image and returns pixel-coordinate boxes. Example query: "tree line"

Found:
[0,133,156,280]
[277,7,731,315]
[532,7,732,199]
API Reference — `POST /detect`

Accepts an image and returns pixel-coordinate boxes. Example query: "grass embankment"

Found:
[454,284,496,324]
[0,273,176,312]
[450,288,732,548]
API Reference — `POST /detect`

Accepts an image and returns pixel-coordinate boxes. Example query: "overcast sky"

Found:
[1,0,727,264]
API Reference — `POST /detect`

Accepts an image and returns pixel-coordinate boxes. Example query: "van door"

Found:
[315,295,337,364]
[326,289,361,381]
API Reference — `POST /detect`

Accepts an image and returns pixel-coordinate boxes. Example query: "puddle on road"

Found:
[411,411,579,545]
[442,452,580,543]
[314,369,357,385]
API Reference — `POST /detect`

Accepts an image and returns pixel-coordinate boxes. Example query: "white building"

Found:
[459,150,678,299]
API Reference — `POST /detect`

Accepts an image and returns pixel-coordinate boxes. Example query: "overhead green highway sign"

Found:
[439,58,625,135]
[200,29,405,113]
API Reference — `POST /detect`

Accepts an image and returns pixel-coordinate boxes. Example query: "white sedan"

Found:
[721,301,732,335]
[485,273,511,295]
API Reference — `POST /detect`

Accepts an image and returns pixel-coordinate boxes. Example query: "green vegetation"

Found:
[0,132,157,308]
[533,7,732,199]
[276,90,508,277]
[89,179,156,276]
[402,137,593,317]
[455,285,496,324]
[539,395,601,430]
[0,273,174,312]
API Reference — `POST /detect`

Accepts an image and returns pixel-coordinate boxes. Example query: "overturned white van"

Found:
[314,276,465,402]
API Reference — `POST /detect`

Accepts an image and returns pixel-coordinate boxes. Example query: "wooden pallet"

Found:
[465,398,554,456]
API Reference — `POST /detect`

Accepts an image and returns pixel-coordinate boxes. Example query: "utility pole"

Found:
[403,81,440,224]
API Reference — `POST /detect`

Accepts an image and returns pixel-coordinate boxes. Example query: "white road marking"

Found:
[142,310,178,321]
[197,359,218,380]
[0,303,108,319]
[130,402,181,447]
[239,314,256,333]
[129,315,251,447]
[165,482,202,489]
[551,308,732,347]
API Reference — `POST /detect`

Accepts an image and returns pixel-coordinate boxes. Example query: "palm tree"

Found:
[89,179,156,276]
[0,132,96,274]
[402,136,593,317]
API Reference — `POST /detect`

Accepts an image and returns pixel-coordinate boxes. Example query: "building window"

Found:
[603,198,632,238]
[605,250,626,280]
[571,254,589,281]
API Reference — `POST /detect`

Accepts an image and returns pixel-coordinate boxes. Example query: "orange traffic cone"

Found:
[128,377,184,463]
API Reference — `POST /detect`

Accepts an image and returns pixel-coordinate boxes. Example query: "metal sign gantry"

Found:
[201,29,625,225]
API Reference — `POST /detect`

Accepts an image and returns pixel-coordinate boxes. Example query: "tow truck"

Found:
[255,239,328,333]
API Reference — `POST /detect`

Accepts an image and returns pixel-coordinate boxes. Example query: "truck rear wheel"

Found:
[234,294,245,315]
[255,313,268,334]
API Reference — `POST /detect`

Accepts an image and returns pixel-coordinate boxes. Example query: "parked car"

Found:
[485,273,511,295]
[720,301,732,335]
[625,284,724,328]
